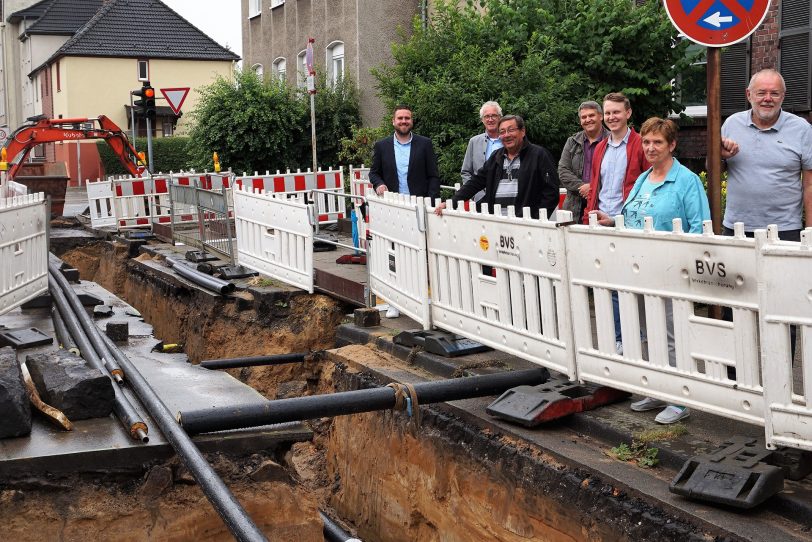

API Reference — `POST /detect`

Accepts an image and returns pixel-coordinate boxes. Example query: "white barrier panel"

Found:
[367,193,431,329]
[233,187,315,293]
[0,181,29,199]
[565,218,764,425]
[758,228,812,451]
[426,204,577,378]
[0,193,48,316]
[86,179,116,228]
[235,169,346,224]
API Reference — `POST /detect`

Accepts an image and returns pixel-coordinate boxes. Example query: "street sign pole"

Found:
[306,38,318,174]
[707,48,722,235]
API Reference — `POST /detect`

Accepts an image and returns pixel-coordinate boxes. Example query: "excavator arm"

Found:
[2,115,145,179]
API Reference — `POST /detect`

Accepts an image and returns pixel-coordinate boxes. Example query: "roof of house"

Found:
[23,0,102,36]
[7,0,54,24]
[54,0,240,62]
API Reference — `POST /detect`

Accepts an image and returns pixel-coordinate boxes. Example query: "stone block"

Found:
[26,350,114,420]
[0,347,32,438]
[93,304,113,318]
[353,308,380,328]
[60,268,80,283]
[105,321,129,343]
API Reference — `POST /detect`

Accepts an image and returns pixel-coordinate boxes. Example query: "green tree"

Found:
[370,0,691,184]
[187,69,360,174]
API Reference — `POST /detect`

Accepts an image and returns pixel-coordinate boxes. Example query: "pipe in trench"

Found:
[200,352,308,370]
[50,304,79,355]
[179,368,549,435]
[320,511,361,542]
[48,259,267,542]
[48,276,148,442]
[166,257,235,295]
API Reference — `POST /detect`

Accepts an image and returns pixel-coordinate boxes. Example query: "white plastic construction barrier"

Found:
[233,187,315,293]
[86,179,116,228]
[758,228,812,451]
[565,217,764,426]
[367,193,431,329]
[235,168,346,224]
[426,204,577,378]
[0,181,29,199]
[0,193,48,316]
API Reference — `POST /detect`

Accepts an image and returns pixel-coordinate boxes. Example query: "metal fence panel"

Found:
[367,193,431,329]
[0,193,48,316]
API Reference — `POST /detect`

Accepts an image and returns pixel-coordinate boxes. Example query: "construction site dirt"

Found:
[0,228,810,542]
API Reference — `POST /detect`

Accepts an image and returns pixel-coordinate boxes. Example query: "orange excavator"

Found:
[1,115,145,178]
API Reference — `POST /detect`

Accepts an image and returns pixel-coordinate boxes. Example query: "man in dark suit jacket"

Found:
[369,105,441,199]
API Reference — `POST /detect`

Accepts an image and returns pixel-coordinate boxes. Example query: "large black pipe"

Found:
[49,261,266,541]
[200,352,308,370]
[320,511,360,542]
[50,304,78,354]
[179,368,548,435]
[48,276,148,442]
[166,257,235,295]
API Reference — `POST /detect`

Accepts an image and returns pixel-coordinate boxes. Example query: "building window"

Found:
[680,41,707,117]
[297,50,307,88]
[252,63,264,79]
[326,41,344,87]
[137,59,149,82]
[270,0,284,7]
[162,119,174,137]
[272,57,286,82]
[249,0,261,17]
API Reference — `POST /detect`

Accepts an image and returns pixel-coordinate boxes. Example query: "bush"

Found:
[97,136,192,176]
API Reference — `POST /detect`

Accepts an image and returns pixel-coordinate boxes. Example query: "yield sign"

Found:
[159,87,190,116]
[663,0,770,47]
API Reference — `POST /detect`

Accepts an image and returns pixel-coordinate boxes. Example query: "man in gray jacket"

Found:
[461,101,503,204]
[558,101,609,221]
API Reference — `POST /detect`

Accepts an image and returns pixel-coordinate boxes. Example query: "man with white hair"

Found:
[721,68,812,239]
[460,101,503,205]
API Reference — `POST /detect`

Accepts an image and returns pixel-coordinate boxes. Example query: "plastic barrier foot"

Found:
[669,436,784,509]
[393,330,491,357]
[186,250,218,263]
[0,327,54,349]
[485,377,630,427]
[217,265,257,280]
[767,447,812,481]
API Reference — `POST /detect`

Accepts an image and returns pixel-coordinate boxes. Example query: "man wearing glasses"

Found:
[460,101,504,206]
[435,115,559,219]
[720,69,812,241]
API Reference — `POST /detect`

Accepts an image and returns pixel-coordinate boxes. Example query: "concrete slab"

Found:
[0,280,311,477]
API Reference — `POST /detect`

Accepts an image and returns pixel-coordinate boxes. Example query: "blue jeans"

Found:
[612,291,622,343]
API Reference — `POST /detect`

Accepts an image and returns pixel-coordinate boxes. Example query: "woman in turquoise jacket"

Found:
[593,117,710,424]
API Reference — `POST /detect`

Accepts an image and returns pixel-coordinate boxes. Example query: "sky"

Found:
[162,0,243,60]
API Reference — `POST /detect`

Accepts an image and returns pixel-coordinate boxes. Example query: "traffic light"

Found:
[132,82,156,120]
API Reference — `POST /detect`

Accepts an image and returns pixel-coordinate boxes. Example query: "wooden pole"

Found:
[706,47,722,235]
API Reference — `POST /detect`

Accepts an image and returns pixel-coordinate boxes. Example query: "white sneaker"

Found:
[615,341,623,355]
[655,405,690,424]
[385,307,400,318]
[630,397,667,412]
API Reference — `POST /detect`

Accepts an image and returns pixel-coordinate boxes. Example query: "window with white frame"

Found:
[270,0,284,7]
[137,59,149,81]
[252,63,264,79]
[297,50,307,88]
[679,41,707,117]
[249,0,261,17]
[326,41,344,87]
[272,57,286,82]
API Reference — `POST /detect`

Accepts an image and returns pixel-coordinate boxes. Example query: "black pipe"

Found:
[179,368,548,435]
[50,304,79,354]
[166,257,235,295]
[48,263,124,382]
[200,353,308,370]
[320,511,360,542]
[50,261,266,541]
[48,277,149,443]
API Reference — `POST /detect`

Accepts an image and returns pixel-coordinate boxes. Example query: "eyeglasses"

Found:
[482,114,500,120]
[753,90,784,99]
[498,127,520,136]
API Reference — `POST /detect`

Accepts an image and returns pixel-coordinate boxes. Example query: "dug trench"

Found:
[0,239,773,540]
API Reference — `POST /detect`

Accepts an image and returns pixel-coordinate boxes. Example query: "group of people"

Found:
[368,68,812,424]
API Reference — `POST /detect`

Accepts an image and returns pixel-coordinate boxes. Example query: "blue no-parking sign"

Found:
[663,0,770,47]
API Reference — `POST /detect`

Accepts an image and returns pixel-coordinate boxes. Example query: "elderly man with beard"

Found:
[434,115,559,218]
